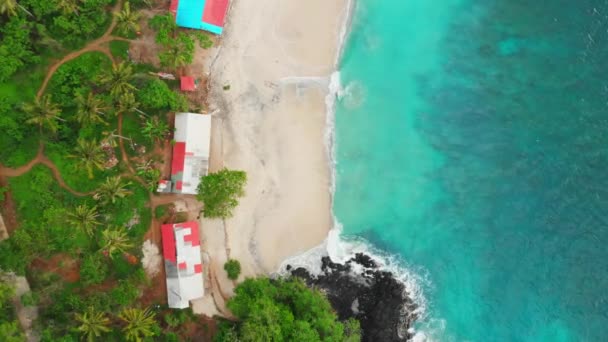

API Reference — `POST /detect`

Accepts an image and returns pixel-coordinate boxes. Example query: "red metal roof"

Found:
[171,142,186,175]
[178,221,200,247]
[178,262,187,270]
[180,76,196,92]
[170,0,179,14]
[194,264,203,274]
[202,0,230,27]
[161,224,177,263]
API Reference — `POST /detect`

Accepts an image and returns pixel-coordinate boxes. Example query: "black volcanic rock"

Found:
[288,253,417,342]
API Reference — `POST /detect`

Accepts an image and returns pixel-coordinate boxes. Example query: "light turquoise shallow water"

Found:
[334,1,608,340]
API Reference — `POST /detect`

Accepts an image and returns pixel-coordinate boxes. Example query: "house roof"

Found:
[181,76,196,92]
[170,113,211,194]
[170,0,230,35]
[161,221,204,309]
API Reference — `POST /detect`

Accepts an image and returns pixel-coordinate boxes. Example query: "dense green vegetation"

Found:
[224,259,241,280]
[197,169,247,218]
[0,279,25,341]
[216,277,361,342]
[0,1,217,339]
[149,13,213,71]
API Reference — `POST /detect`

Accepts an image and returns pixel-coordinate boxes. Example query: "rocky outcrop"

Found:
[287,253,418,341]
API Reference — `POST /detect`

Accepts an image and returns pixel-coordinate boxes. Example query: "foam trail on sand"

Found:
[279,1,437,338]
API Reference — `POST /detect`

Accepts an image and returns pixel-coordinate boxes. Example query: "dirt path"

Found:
[36,0,128,99]
[0,144,92,197]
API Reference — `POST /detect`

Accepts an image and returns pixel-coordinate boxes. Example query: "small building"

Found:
[170,0,230,35]
[180,76,196,92]
[171,113,211,194]
[156,179,172,193]
[161,221,204,309]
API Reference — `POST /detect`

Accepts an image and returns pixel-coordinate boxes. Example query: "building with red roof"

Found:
[171,113,212,194]
[161,221,204,308]
[180,76,196,92]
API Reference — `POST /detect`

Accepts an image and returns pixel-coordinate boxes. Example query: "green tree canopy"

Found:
[0,321,25,342]
[0,15,37,81]
[216,277,361,342]
[196,169,247,218]
[137,78,187,112]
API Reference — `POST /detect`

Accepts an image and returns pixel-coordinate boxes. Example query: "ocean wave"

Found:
[296,67,440,341]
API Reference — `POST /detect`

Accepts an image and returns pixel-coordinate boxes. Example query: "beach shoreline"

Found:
[197,0,351,307]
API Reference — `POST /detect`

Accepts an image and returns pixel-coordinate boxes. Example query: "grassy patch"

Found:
[120,113,155,157]
[8,166,92,258]
[108,181,151,243]
[109,40,130,61]
[45,142,123,193]
[0,133,40,168]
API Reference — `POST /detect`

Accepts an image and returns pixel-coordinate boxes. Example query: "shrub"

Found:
[20,292,40,306]
[223,259,241,280]
[138,79,186,112]
[174,212,188,224]
[110,279,140,308]
[154,204,171,219]
[79,254,109,286]
[0,186,7,203]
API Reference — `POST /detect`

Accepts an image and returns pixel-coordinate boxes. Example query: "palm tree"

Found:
[66,204,100,236]
[69,138,105,178]
[119,308,156,342]
[94,176,132,205]
[74,308,111,342]
[22,95,63,134]
[115,2,141,36]
[98,62,136,97]
[0,0,32,17]
[141,116,169,143]
[101,227,133,257]
[56,0,79,15]
[0,0,17,16]
[159,37,190,71]
[75,93,108,126]
[117,91,147,117]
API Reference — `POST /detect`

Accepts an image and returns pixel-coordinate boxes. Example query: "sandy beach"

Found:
[199,0,349,302]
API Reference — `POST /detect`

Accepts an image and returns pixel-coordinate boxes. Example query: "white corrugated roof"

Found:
[172,113,212,194]
[163,223,204,309]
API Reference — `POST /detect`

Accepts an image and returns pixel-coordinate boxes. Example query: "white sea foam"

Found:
[278,0,439,339]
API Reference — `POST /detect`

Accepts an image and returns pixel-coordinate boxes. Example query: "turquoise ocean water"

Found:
[334,0,608,341]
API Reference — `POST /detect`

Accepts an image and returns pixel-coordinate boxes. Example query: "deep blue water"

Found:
[334,1,608,340]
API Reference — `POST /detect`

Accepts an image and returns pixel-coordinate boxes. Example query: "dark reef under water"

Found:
[287,254,417,342]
